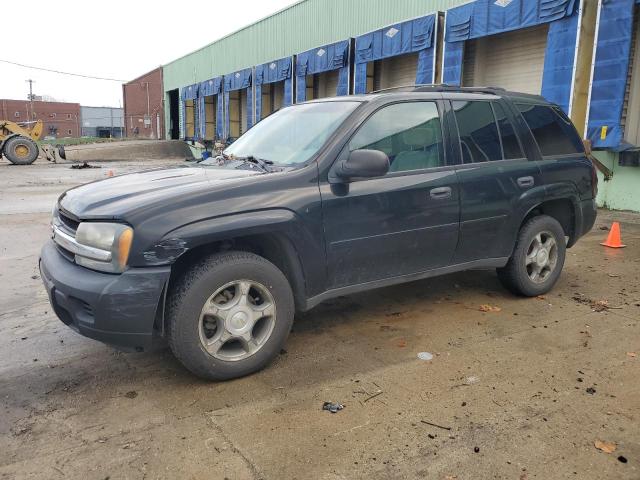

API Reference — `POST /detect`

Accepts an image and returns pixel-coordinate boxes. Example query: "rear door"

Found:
[320,100,460,288]
[449,97,543,263]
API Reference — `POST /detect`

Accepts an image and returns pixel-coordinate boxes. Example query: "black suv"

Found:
[40,87,597,380]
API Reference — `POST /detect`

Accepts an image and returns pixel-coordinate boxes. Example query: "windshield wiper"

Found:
[235,155,275,173]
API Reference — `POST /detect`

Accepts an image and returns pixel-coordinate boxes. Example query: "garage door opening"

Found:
[260,81,285,119]
[305,70,339,100]
[184,99,196,139]
[228,90,248,140]
[368,52,420,92]
[203,95,216,141]
[462,24,549,94]
[168,89,179,140]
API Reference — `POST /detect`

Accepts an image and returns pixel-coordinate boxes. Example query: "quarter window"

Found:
[453,101,502,163]
[516,104,584,156]
[493,102,524,159]
[349,102,444,173]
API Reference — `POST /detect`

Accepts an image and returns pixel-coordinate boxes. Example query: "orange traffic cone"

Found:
[601,222,626,248]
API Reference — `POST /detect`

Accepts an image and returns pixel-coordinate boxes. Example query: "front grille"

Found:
[59,211,80,233]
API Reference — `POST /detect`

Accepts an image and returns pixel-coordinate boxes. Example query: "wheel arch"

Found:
[520,197,579,247]
[166,230,308,316]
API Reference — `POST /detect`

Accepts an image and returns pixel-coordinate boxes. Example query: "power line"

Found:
[0,59,126,82]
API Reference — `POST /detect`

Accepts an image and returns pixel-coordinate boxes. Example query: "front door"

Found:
[320,100,460,289]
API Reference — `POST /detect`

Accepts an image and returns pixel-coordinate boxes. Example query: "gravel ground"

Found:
[1,158,639,480]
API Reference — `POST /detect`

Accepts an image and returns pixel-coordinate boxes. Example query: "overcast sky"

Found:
[0,0,295,107]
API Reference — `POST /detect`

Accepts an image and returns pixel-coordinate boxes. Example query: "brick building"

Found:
[0,99,81,138]
[122,67,164,139]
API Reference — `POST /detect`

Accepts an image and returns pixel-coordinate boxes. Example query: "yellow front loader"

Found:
[0,120,43,165]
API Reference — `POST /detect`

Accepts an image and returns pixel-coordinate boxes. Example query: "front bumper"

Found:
[40,240,171,351]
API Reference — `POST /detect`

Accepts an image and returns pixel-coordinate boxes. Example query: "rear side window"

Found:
[453,101,502,163]
[516,104,584,156]
[493,102,524,159]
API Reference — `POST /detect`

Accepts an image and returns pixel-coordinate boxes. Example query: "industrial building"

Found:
[124,0,640,211]
[1,99,81,138]
[122,67,165,139]
[80,106,124,138]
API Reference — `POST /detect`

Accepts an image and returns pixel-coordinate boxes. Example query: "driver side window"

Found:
[349,102,444,173]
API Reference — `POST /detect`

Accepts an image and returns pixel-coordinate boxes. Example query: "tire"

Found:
[167,251,294,381]
[497,215,566,297]
[3,136,39,165]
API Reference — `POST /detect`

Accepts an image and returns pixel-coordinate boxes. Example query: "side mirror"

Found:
[334,149,390,181]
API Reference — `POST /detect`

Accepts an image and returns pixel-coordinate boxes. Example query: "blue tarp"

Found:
[295,40,349,102]
[180,84,199,139]
[354,14,436,94]
[443,0,580,104]
[197,76,223,141]
[223,68,254,139]
[541,11,580,113]
[587,0,636,150]
[255,57,293,122]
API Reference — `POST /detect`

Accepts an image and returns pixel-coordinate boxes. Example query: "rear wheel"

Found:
[167,251,294,380]
[497,215,566,297]
[3,136,39,165]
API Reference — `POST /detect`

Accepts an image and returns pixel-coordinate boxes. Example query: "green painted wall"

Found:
[594,151,640,212]
[163,0,464,92]
[163,0,466,137]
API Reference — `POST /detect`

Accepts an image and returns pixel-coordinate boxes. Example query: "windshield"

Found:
[224,101,360,166]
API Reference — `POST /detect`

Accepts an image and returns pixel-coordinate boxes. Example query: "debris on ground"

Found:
[618,456,628,463]
[322,401,344,413]
[572,294,621,312]
[479,304,501,312]
[417,352,433,361]
[465,376,480,385]
[594,440,617,454]
[626,352,637,358]
[420,420,451,431]
[586,387,597,395]
[124,390,138,399]
[473,446,480,453]
[70,161,99,169]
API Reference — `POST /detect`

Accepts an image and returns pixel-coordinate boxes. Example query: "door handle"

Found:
[430,186,452,200]
[517,176,534,188]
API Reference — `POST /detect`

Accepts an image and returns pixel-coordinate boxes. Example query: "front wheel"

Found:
[167,251,294,380]
[497,215,566,297]
[3,136,39,165]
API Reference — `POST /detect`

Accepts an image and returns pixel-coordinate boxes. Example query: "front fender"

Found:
[138,208,300,265]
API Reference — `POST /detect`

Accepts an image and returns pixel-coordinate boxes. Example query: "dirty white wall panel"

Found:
[462,24,549,95]
[377,52,420,90]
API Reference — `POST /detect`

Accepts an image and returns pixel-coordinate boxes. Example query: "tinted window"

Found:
[349,102,444,172]
[516,104,584,156]
[493,102,524,159]
[453,101,502,163]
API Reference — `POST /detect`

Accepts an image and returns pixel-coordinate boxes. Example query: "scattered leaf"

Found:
[626,352,637,358]
[536,295,546,300]
[396,339,407,348]
[594,440,617,454]
[479,304,501,313]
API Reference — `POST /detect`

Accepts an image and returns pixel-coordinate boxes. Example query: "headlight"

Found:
[74,222,134,273]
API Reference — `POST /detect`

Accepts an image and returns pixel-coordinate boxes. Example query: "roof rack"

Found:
[369,84,507,95]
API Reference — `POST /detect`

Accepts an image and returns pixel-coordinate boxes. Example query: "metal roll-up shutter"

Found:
[376,52,419,89]
[622,8,640,145]
[317,70,340,98]
[273,81,285,110]
[462,24,549,94]
[240,89,247,134]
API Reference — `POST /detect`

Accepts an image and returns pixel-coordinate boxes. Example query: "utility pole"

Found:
[26,79,35,120]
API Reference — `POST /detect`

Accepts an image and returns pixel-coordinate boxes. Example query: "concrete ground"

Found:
[0,158,638,480]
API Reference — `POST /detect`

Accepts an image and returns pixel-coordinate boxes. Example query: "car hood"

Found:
[59,165,261,218]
